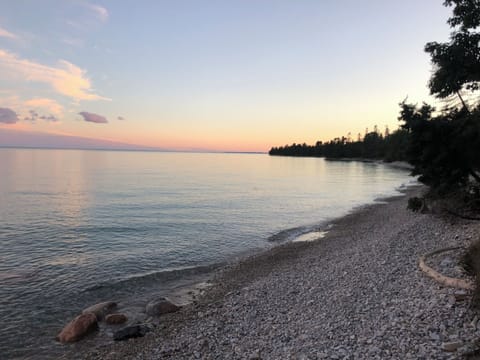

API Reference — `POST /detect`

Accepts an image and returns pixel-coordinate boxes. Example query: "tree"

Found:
[399,101,480,190]
[399,0,480,193]
[425,0,480,110]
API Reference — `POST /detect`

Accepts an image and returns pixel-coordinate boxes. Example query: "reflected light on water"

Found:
[0,148,414,359]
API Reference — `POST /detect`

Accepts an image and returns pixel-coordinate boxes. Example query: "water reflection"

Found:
[0,149,414,359]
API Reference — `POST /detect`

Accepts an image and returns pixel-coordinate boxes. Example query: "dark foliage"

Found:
[445,0,480,30]
[269,129,409,162]
[407,197,425,212]
[425,31,480,100]
[398,102,480,192]
[426,0,480,104]
[383,129,409,162]
[399,0,480,194]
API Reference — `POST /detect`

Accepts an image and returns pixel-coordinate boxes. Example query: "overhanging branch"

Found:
[470,169,480,184]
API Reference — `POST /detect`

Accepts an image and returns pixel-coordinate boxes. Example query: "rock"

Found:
[105,313,128,325]
[198,338,209,349]
[145,297,180,316]
[56,313,98,343]
[470,316,479,328]
[82,301,117,320]
[249,349,261,359]
[441,341,463,352]
[453,291,469,302]
[113,324,150,341]
[440,257,453,267]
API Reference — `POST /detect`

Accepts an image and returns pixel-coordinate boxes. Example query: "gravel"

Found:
[78,186,480,359]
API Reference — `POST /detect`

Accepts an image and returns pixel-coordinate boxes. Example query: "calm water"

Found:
[0,149,413,358]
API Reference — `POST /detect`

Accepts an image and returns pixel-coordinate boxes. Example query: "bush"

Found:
[407,197,424,212]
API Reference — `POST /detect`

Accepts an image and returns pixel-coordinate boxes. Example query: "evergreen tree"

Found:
[399,0,480,192]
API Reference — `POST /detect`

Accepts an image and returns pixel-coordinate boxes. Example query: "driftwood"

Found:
[418,246,474,290]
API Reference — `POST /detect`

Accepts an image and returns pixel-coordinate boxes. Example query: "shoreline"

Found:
[71,185,480,359]
[324,157,414,171]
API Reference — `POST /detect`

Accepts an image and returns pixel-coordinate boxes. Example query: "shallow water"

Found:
[0,149,414,358]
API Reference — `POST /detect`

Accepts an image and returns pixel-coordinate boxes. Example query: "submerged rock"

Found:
[145,297,180,316]
[105,313,128,325]
[56,313,98,343]
[82,301,117,320]
[113,324,150,341]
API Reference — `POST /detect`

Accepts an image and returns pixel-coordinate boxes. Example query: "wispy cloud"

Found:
[0,108,19,124]
[0,49,109,101]
[24,109,59,123]
[0,26,18,40]
[79,111,108,123]
[24,98,64,116]
[84,3,109,23]
[23,109,38,122]
[117,116,125,120]
[39,114,59,122]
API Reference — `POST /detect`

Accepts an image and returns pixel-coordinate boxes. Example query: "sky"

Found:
[0,0,452,152]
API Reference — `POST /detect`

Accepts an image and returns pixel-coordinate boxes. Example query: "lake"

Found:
[0,149,414,358]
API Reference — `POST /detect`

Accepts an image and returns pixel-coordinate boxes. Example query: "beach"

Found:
[72,185,480,359]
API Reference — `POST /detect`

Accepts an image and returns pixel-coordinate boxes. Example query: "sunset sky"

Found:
[0,1,451,152]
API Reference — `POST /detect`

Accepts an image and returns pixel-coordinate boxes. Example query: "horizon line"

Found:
[0,145,267,155]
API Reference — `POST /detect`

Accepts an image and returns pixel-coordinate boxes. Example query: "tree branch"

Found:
[470,169,480,184]
[456,90,470,112]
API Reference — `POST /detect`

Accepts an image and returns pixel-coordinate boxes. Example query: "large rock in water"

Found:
[105,313,128,325]
[82,301,117,320]
[113,324,150,341]
[145,297,180,316]
[56,313,98,343]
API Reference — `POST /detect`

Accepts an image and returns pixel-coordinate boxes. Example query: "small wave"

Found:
[0,269,40,282]
[268,224,331,243]
[83,263,221,293]
[292,231,328,243]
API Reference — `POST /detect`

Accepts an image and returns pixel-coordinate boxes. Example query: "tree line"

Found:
[270,0,480,195]
[269,128,409,162]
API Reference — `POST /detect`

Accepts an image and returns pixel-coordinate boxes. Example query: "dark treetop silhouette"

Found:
[271,0,480,195]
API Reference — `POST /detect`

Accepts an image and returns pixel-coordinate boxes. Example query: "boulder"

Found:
[82,301,117,320]
[113,324,150,341]
[56,313,98,343]
[145,297,180,316]
[105,313,128,325]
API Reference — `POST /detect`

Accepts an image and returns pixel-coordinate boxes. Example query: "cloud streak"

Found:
[0,108,19,124]
[0,26,17,40]
[79,111,108,123]
[0,49,109,101]
[84,3,109,22]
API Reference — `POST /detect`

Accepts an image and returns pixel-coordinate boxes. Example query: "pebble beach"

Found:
[73,185,480,359]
